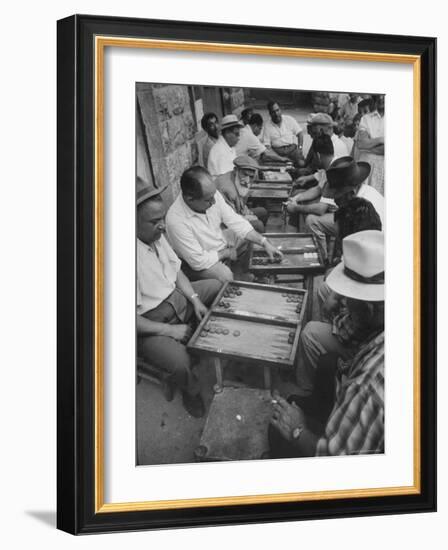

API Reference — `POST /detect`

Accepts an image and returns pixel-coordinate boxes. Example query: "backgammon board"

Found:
[187,281,307,369]
[247,182,292,200]
[249,233,326,275]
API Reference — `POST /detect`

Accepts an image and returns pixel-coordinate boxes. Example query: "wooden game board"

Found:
[187,281,307,374]
[247,183,292,200]
[249,233,326,275]
[255,171,293,183]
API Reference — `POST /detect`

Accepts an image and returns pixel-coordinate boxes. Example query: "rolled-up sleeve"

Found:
[166,218,220,271]
[216,192,253,239]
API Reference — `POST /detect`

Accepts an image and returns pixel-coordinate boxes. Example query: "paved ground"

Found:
[136,105,320,466]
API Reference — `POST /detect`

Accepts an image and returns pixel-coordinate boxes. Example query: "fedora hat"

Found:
[136,177,167,206]
[233,155,259,172]
[326,230,384,301]
[220,114,244,131]
[326,156,371,188]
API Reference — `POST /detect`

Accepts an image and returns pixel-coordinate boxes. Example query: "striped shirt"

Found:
[316,331,385,456]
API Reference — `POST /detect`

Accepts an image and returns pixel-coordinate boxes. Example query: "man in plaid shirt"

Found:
[270,230,385,457]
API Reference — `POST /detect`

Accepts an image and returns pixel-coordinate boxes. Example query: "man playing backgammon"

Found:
[166,166,282,283]
[136,177,221,418]
[215,155,268,233]
[269,230,385,457]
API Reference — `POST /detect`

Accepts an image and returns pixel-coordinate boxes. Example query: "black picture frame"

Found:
[57,14,436,535]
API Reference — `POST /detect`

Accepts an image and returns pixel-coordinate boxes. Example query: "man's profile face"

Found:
[313,123,332,137]
[206,116,219,139]
[269,103,282,124]
[242,109,253,125]
[223,127,240,148]
[137,198,167,245]
[185,174,217,214]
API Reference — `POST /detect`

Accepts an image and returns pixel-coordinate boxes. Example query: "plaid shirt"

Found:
[316,331,385,456]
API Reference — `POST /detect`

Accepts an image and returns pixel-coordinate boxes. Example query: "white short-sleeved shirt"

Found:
[136,235,181,315]
[207,135,236,177]
[331,134,350,159]
[166,192,253,271]
[262,115,302,148]
[359,111,385,139]
[235,125,266,158]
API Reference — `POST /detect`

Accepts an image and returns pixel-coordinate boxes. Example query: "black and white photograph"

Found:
[136,83,385,465]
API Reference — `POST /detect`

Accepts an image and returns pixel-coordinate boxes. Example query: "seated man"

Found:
[287,155,384,263]
[262,101,304,166]
[136,178,221,418]
[166,166,282,283]
[199,112,219,168]
[296,199,383,395]
[207,114,242,177]
[215,155,268,233]
[303,112,349,167]
[236,113,290,164]
[270,230,385,457]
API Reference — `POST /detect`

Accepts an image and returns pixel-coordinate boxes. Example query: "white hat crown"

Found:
[343,230,384,278]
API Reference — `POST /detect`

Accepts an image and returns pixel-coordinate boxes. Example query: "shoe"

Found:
[161,378,175,402]
[182,391,205,418]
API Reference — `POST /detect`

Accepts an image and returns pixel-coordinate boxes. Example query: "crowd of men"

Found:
[137,93,385,458]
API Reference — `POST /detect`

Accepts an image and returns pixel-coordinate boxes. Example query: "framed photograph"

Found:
[57,14,436,534]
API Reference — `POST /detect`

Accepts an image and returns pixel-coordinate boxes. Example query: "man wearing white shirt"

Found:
[207,114,242,177]
[287,156,383,262]
[236,113,289,163]
[262,101,304,165]
[136,178,221,418]
[166,166,283,283]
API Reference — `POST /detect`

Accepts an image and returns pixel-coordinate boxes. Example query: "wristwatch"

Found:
[291,425,305,441]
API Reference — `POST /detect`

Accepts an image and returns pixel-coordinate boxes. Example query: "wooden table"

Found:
[248,233,326,319]
[187,281,307,393]
[247,183,293,228]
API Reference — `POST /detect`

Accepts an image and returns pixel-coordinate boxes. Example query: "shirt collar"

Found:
[217,134,232,151]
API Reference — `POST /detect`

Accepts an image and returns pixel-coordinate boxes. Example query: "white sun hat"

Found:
[326,230,384,301]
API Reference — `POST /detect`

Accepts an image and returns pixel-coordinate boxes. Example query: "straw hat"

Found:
[220,114,244,131]
[326,230,384,301]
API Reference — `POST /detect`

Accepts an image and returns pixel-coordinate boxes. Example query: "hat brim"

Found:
[326,261,384,301]
[221,122,244,131]
[136,184,168,206]
[327,161,371,188]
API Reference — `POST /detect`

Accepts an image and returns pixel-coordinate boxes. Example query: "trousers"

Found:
[305,212,338,261]
[137,279,221,392]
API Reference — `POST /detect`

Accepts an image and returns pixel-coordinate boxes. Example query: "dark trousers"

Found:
[268,354,338,458]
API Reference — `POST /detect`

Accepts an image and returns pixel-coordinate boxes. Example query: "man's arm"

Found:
[291,185,322,203]
[260,148,290,163]
[356,129,384,150]
[175,269,212,320]
[287,201,329,216]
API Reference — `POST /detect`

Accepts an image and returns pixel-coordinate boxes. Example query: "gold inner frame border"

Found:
[94,36,421,513]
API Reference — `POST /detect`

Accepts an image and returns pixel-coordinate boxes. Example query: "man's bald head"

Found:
[180,166,217,213]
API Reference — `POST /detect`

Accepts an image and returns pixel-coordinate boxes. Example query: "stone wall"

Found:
[137,83,199,204]
[137,83,246,206]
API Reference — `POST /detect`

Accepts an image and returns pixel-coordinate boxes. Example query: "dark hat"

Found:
[136,178,167,206]
[326,156,371,188]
